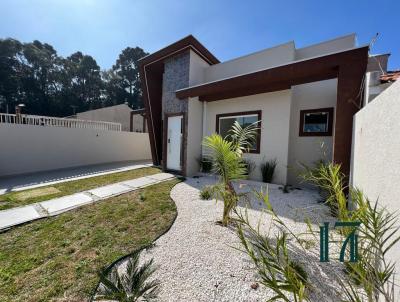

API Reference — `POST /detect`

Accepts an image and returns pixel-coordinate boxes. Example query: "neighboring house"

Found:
[139,34,389,185]
[76,104,147,132]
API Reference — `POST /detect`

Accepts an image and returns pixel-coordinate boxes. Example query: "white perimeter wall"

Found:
[0,124,151,177]
[351,80,400,273]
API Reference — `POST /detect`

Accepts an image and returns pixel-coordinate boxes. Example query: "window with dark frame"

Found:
[216,110,261,153]
[299,107,334,136]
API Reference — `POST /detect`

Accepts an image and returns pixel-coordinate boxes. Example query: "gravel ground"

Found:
[116,176,346,302]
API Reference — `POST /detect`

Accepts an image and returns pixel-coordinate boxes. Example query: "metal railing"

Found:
[0,113,122,131]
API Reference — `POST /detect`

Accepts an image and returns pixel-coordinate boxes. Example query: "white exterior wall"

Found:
[203,42,295,82]
[351,80,400,269]
[0,124,151,177]
[77,104,134,132]
[295,34,356,60]
[187,98,204,176]
[185,51,211,176]
[287,79,337,186]
[205,91,292,184]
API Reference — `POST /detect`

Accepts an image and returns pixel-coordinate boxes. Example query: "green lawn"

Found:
[0,179,179,302]
[0,167,161,211]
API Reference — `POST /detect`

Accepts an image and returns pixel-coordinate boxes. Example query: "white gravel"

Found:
[117,176,346,302]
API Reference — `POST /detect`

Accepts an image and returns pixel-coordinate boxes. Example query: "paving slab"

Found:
[121,176,157,188]
[87,183,132,198]
[0,206,41,229]
[147,173,175,181]
[39,193,93,216]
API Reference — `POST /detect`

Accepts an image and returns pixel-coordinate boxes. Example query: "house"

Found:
[139,34,389,185]
[76,104,147,133]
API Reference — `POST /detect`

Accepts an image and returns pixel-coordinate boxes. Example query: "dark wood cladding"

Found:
[139,35,219,66]
[334,62,368,179]
[215,110,262,154]
[299,107,334,137]
[139,64,163,165]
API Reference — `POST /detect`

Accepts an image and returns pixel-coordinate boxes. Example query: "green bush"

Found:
[260,159,277,183]
[198,157,213,173]
[199,186,213,200]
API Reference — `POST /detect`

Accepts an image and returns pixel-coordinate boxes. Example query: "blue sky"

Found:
[1,0,399,70]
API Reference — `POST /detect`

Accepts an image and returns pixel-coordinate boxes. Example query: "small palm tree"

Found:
[202,121,259,226]
[96,251,159,302]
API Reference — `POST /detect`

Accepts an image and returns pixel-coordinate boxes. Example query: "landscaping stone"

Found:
[0,206,41,230]
[39,193,93,216]
[121,176,157,188]
[147,173,175,181]
[87,183,132,198]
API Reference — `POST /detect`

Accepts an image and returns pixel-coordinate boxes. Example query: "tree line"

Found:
[0,38,148,117]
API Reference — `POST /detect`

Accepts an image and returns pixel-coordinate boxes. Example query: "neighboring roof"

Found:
[138,35,219,66]
[176,45,369,102]
[380,71,400,83]
[77,104,133,115]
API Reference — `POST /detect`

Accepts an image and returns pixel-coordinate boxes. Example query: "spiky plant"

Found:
[96,251,159,302]
[202,121,259,226]
[260,158,277,183]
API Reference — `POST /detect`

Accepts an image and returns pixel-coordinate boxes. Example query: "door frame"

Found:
[163,112,187,175]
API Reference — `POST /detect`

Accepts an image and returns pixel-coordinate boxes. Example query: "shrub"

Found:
[199,186,213,200]
[260,159,277,183]
[198,157,213,173]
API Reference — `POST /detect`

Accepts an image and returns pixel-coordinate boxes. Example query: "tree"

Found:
[0,38,24,112]
[110,47,148,109]
[0,38,148,116]
[64,51,103,111]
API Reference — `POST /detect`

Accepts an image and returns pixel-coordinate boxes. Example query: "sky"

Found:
[1,0,399,70]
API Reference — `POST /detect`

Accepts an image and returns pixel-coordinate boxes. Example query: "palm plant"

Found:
[96,251,159,302]
[202,121,259,226]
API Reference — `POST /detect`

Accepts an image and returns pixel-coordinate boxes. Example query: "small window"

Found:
[216,110,261,153]
[299,107,334,136]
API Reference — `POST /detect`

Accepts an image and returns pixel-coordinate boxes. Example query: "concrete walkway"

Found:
[0,172,175,231]
[0,160,153,195]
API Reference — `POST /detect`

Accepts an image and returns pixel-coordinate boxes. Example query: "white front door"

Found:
[167,115,183,171]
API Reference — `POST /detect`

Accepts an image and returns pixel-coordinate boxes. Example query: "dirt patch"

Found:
[14,187,61,201]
